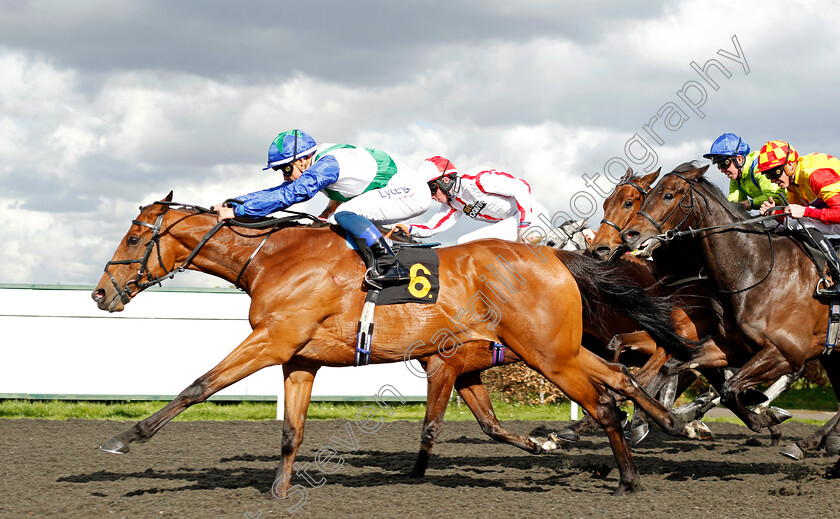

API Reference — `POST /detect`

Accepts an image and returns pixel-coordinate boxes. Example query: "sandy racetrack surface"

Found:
[1,418,837,518]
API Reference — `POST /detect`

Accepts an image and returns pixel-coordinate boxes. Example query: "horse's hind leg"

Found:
[409,357,458,478]
[781,355,840,460]
[513,352,640,494]
[100,327,289,454]
[453,371,543,454]
[573,348,712,440]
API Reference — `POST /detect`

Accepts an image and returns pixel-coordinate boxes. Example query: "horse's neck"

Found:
[689,189,775,292]
[172,219,333,289]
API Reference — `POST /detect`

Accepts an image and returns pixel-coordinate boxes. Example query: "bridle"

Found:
[636,172,778,294]
[635,172,710,235]
[103,202,322,304]
[103,202,225,304]
[599,178,651,234]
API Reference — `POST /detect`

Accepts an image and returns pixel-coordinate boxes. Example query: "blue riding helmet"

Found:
[263,129,318,170]
[703,133,750,159]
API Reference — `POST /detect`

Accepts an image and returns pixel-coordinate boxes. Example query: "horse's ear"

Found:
[621,167,634,182]
[639,167,661,188]
[163,191,173,202]
[684,165,710,180]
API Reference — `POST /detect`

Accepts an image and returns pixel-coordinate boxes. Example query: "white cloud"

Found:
[3,0,840,283]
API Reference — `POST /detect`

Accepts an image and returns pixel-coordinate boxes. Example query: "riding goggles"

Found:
[762,148,791,180]
[714,157,733,170]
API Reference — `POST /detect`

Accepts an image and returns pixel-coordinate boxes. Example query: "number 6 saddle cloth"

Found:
[374,246,440,305]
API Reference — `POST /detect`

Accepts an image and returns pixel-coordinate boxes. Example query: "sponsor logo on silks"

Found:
[464,200,487,219]
[378,186,412,199]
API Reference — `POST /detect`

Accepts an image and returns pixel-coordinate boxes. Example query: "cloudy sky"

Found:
[2,0,840,287]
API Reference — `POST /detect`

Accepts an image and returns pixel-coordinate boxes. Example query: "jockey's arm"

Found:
[409,206,460,238]
[806,171,840,224]
[228,159,340,218]
[477,171,536,228]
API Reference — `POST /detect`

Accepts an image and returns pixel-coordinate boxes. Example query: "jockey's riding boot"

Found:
[815,236,840,298]
[368,237,410,285]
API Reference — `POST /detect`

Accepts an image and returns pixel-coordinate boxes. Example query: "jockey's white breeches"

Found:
[327,173,431,226]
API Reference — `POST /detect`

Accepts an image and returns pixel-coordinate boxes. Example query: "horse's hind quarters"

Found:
[100,437,129,454]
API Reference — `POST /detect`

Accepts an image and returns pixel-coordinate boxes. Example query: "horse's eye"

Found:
[622,200,633,209]
[127,235,140,246]
[663,193,674,201]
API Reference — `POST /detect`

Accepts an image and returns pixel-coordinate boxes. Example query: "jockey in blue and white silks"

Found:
[215,129,430,286]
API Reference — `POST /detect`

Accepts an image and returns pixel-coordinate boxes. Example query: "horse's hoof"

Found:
[528,437,546,454]
[779,443,804,460]
[549,429,579,443]
[825,435,840,455]
[100,437,129,454]
[688,421,714,440]
[766,406,793,424]
[628,423,649,445]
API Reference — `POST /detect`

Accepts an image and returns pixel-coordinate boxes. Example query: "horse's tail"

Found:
[555,250,694,361]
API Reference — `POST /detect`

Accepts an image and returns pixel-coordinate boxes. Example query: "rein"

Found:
[104,202,321,302]
[639,173,780,294]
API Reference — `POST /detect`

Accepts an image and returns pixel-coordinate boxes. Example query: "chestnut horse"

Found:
[409,224,691,476]
[409,220,593,477]
[619,167,840,468]
[92,195,709,496]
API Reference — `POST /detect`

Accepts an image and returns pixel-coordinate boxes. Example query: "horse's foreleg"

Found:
[454,371,544,454]
[549,372,640,494]
[272,363,319,499]
[409,357,458,478]
[511,348,640,495]
[100,327,286,454]
[719,346,795,433]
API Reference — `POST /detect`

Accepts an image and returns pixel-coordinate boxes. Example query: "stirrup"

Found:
[815,278,840,298]
[369,265,410,284]
[363,267,384,290]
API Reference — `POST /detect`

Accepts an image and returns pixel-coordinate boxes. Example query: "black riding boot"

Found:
[816,236,840,298]
[368,237,410,286]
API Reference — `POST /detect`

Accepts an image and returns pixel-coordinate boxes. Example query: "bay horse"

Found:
[585,165,797,445]
[619,166,840,468]
[92,194,709,496]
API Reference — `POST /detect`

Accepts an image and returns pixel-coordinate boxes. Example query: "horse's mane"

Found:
[691,176,766,232]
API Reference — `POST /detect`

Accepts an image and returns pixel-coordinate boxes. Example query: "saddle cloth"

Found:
[372,246,440,305]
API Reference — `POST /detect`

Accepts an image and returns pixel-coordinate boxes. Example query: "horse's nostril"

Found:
[92,289,105,303]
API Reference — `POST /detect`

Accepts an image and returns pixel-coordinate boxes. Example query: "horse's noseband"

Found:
[635,173,710,238]
[600,179,650,234]
[104,207,172,304]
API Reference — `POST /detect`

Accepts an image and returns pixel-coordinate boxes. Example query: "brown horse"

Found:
[92,194,709,496]
[619,167,840,467]
[587,165,797,444]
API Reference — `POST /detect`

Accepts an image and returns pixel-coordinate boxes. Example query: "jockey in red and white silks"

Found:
[409,156,550,244]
